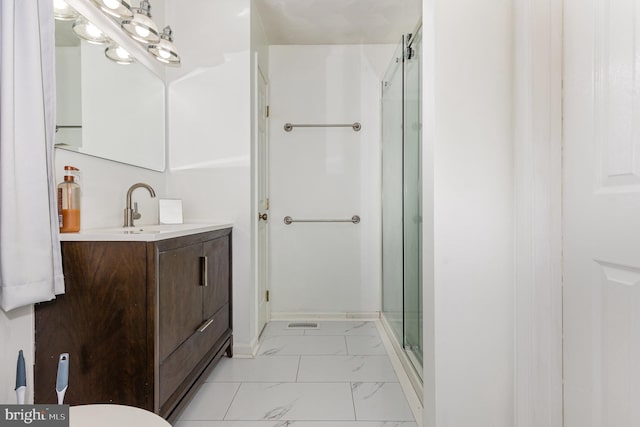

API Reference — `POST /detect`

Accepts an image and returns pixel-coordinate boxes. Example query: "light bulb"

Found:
[115,47,130,59]
[105,44,134,64]
[148,26,180,65]
[54,0,78,20]
[104,0,120,9]
[85,23,102,38]
[135,26,150,38]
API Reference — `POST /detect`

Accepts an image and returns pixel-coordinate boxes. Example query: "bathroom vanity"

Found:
[34,224,232,423]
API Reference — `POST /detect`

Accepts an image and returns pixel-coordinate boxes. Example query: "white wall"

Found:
[268,44,393,316]
[422,0,514,425]
[165,0,255,354]
[513,1,563,426]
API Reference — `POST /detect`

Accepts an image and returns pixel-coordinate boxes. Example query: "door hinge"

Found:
[266,290,270,302]
[266,105,270,118]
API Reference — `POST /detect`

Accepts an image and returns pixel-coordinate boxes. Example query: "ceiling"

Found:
[254,0,422,45]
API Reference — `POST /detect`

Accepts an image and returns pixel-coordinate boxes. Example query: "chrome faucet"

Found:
[124,183,156,227]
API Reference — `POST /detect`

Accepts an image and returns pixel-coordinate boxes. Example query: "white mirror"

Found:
[54,18,166,172]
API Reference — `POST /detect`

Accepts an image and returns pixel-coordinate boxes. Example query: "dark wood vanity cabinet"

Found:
[34,227,232,422]
[156,232,232,417]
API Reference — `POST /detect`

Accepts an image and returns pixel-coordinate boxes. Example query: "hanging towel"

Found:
[0,0,65,311]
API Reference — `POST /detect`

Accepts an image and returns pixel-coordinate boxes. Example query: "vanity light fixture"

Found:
[121,0,160,44]
[91,0,134,19]
[54,0,79,20]
[148,26,180,66]
[105,43,135,64]
[72,17,109,44]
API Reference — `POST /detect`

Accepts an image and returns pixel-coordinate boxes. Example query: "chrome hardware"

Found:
[283,122,361,132]
[406,46,415,60]
[197,317,214,333]
[258,212,268,221]
[200,256,208,287]
[123,183,156,227]
[284,215,360,225]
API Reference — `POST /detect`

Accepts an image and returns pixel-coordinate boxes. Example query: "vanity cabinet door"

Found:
[158,235,229,361]
[158,243,202,361]
[202,235,230,319]
[34,241,152,409]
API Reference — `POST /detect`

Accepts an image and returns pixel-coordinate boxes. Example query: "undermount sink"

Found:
[59,222,234,242]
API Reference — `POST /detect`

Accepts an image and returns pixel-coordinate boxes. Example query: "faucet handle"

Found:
[133,202,142,220]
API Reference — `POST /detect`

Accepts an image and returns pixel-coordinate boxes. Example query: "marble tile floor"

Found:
[175,321,418,427]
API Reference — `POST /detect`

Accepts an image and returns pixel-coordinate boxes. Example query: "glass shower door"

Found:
[381,39,404,343]
[381,27,423,380]
[403,28,423,372]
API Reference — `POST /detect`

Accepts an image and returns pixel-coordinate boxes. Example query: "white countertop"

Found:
[59,222,233,242]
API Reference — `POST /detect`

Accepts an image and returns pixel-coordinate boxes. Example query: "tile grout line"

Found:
[349,380,358,421]
[220,382,243,421]
[346,331,358,421]
[295,355,302,382]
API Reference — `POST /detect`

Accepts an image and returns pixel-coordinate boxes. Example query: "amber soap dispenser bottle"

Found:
[57,165,81,233]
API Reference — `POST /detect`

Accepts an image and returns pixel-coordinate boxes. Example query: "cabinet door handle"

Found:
[200,256,208,287]
[197,317,214,333]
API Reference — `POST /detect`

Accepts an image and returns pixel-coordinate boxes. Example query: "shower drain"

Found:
[287,322,319,329]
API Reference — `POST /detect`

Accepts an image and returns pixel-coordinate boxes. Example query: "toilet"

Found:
[69,405,171,427]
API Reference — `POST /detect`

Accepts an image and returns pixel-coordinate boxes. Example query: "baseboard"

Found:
[270,311,380,321]
[232,336,259,358]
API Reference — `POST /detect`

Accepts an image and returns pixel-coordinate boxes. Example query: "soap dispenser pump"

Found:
[57,165,81,233]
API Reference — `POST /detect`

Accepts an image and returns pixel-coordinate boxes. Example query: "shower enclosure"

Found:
[381,26,423,379]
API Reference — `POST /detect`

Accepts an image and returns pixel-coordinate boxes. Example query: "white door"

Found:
[564,1,640,426]
[257,65,270,335]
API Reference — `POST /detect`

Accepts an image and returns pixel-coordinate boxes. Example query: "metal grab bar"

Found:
[284,215,360,225]
[283,122,361,132]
